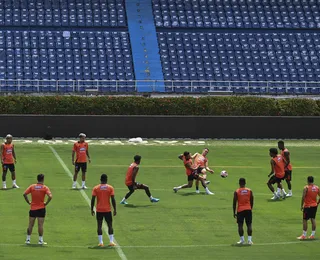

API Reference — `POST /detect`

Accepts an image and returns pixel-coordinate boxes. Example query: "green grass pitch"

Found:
[1,140,320,260]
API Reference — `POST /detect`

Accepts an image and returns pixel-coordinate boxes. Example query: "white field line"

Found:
[49,146,128,260]
[0,240,319,249]
[91,165,320,169]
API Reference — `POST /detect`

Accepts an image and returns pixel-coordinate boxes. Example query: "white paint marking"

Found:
[0,240,318,249]
[49,146,128,260]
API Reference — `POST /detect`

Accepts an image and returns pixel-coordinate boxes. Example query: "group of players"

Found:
[1,134,320,246]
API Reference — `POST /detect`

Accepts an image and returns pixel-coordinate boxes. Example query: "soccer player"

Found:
[91,174,117,247]
[297,176,320,240]
[120,155,160,205]
[23,174,52,245]
[191,148,214,194]
[72,133,91,189]
[173,151,214,195]
[233,178,254,245]
[267,148,286,200]
[1,134,19,189]
[278,140,293,197]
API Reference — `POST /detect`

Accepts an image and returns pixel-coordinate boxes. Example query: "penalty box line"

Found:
[49,146,128,260]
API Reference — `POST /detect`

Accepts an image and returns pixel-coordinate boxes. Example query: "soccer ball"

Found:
[220,170,228,178]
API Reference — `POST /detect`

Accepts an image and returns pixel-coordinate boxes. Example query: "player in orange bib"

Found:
[173,151,214,195]
[297,176,320,240]
[191,148,214,194]
[120,155,160,205]
[278,140,293,197]
[91,174,117,247]
[72,133,91,189]
[23,174,52,245]
[1,134,19,189]
[233,178,254,245]
[267,148,287,200]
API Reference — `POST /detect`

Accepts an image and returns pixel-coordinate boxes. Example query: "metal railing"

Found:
[0,79,320,94]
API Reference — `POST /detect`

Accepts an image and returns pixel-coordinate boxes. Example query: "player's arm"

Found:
[71,150,75,165]
[111,195,117,216]
[12,145,16,163]
[44,189,53,206]
[301,187,307,211]
[132,166,139,186]
[23,188,31,205]
[268,160,275,177]
[283,151,290,168]
[1,144,4,164]
[178,154,183,160]
[250,191,254,210]
[205,161,214,174]
[86,145,91,163]
[185,162,198,171]
[191,153,199,159]
[317,190,320,205]
[91,195,96,216]
[233,191,238,218]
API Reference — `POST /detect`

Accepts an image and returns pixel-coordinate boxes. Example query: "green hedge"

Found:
[0,96,319,116]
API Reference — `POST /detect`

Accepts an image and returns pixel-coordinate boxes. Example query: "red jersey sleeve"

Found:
[45,186,52,195]
[92,186,97,196]
[72,143,77,152]
[24,185,33,195]
[110,186,115,196]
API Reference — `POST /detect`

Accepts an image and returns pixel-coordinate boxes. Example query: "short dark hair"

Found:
[37,174,44,182]
[308,176,314,183]
[134,155,141,162]
[239,178,246,185]
[183,151,189,157]
[204,148,209,151]
[278,140,284,145]
[269,148,278,155]
[100,173,107,183]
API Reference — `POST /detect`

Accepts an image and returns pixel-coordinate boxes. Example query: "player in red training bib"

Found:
[120,155,160,205]
[72,133,91,189]
[297,176,320,240]
[278,140,293,197]
[1,134,19,189]
[267,148,286,200]
[233,178,254,245]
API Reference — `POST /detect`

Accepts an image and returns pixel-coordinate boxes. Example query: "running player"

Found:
[278,140,293,197]
[23,174,52,245]
[91,174,117,247]
[233,178,254,245]
[173,151,214,195]
[120,155,160,205]
[191,148,214,194]
[297,176,320,240]
[1,134,19,189]
[72,133,91,189]
[267,148,286,200]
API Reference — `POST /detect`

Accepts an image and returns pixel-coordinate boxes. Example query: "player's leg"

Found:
[236,212,245,244]
[198,176,214,195]
[285,171,292,197]
[105,212,116,246]
[137,183,160,203]
[173,176,194,192]
[37,208,47,245]
[195,179,200,193]
[298,208,308,239]
[96,212,104,246]
[26,215,36,244]
[10,164,19,188]
[309,206,317,239]
[267,176,279,199]
[72,163,80,188]
[81,163,87,189]
[246,211,253,244]
[120,185,135,204]
[2,165,8,189]
[277,180,286,199]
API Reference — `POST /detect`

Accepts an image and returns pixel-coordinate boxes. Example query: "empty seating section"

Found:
[0,0,126,27]
[153,0,320,28]
[0,31,134,82]
[158,32,320,92]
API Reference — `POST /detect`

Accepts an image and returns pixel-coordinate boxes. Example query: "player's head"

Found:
[79,133,86,142]
[278,140,285,150]
[37,174,45,183]
[239,178,246,187]
[5,134,13,143]
[100,173,108,184]
[269,148,278,157]
[183,151,191,160]
[202,148,209,156]
[307,176,314,184]
[134,155,141,164]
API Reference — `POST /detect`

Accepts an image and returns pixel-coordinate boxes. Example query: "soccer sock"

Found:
[248,236,252,242]
[39,236,43,242]
[282,188,286,194]
[2,181,6,186]
[289,190,292,194]
[277,188,281,194]
[13,179,16,185]
[240,236,244,242]
[303,230,307,236]
[82,181,85,186]
[73,181,77,186]
[274,191,278,197]
[26,235,30,241]
[311,231,316,236]
[121,198,126,202]
[98,235,103,244]
[177,186,182,189]
[109,234,114,243]
[150,196,154,200]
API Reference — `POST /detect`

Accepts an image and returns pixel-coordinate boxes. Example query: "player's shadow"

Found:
[0,187,14,191]
[179,192,206,196]
[231,243,252,247]
[69,188,85,191]
[88,246,116,250]
[24,244,47,248]
[267,199,286,202]
[124,204,153,208]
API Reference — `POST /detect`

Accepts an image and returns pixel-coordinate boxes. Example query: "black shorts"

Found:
[237,210,252,225]
[96,212,112,224]
[187,171,199,181]
[29,208,46,218]
[303,206,318,220]
[75,162,87,172]
[2,163,15,173]
[196,167,205,174]
[127,183,144,191]
[268,175,283,184]
[285,170,292,181]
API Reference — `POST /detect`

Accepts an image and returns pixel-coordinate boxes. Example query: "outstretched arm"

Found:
[205,161,214,174]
